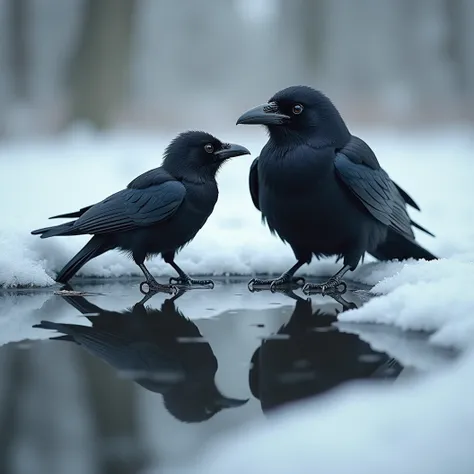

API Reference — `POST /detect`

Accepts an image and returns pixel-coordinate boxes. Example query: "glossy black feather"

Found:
[65,181,186,235]
[334,137,415,241]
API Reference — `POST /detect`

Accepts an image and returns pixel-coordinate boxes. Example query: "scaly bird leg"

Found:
[168,261,215,289]
[139,263,178,295]
[248,260,306,293]
[302,265,351,295]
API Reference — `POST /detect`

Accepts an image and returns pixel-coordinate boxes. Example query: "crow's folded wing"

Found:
[49,167,176,220]
[69,180,186,235]
[334,136,415,241]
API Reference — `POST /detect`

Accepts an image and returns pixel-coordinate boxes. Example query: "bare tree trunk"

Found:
[8,0,29,100]
[68,0,137,129]
[278,0,326,84]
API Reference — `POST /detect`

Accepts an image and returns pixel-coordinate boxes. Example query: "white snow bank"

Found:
[0,126,472,287]
[163,348,474,474]
[339,259,474,351]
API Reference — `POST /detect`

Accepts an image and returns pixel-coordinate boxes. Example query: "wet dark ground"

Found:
[0,278,458,474]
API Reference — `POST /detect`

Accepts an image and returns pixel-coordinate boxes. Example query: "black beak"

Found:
[214,143,251,161]
[213,395,249,409]
[236,102,290,126]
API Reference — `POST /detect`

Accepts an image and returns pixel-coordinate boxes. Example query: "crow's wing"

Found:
[68,180,186,235]
[392,182,420,211]
[334,136,415,241]
[49,168,175,220]
[249,157,260,211]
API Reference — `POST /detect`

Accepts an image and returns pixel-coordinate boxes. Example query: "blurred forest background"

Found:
[1,0,474,139]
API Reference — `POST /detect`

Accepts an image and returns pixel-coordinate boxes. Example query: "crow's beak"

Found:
[214,143,250,161]
[213,395,249,409]
[236,102,290,125]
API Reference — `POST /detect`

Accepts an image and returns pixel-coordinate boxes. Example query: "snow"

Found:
[0,126,473,289]
[339,259,474,351]
[163,348,474,474]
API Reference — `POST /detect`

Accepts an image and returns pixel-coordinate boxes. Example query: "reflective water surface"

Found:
[0,279,458,474]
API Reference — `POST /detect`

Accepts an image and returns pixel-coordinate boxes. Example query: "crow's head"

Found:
[163,131,250,178]
[236,86,350,145]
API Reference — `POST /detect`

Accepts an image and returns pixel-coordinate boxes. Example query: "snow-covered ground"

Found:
[1,126,473,288]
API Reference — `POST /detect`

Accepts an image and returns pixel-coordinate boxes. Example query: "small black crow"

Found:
[31,131,249,293]
[236,86,436,294]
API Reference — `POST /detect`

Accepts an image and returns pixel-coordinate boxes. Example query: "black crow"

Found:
[31,131,250,294]
[34,290,248,423]
[236,86,436,294]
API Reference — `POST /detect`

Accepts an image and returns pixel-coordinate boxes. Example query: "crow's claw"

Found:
[169,277,215,289]
[140,281,178,296]
[248,275,305,293]
[302,279,347,296]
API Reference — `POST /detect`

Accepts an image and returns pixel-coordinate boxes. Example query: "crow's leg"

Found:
[302,265,351,295]
[138,263,178,295]
[165,258,215,289]
[248,260,306,293]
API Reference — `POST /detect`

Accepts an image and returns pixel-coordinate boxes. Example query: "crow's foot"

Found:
[302,277,347,296]
[140,280,178,295]
[169,276,215,289]
[248,274,305,293]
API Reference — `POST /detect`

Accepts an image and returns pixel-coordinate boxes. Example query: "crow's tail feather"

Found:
[49,205,93,220]
[371,230,437,262]
[55,236,109,284]
[33,320,75,334]
[31,221,76,239]
[410,219,435,238]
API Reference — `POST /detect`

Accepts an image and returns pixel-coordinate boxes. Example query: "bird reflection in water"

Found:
[33,288,248,423]
[249,289,403,413]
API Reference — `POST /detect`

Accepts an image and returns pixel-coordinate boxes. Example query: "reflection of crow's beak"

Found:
[236,102,290,125]
[214,143,251,161]
[214,395,249,409]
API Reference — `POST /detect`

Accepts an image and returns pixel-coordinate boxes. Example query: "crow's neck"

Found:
[267,124,350,150]
[163,163,219,185]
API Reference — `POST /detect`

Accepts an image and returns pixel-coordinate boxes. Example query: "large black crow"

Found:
[237,86,435,294]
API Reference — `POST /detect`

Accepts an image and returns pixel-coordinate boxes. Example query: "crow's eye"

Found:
[204,143,214,153]
[292,104,304,115]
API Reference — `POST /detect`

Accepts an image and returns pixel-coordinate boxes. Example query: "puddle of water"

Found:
[0,278,458,473]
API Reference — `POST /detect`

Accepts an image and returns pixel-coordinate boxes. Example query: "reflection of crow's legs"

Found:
[137,286,188,306]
